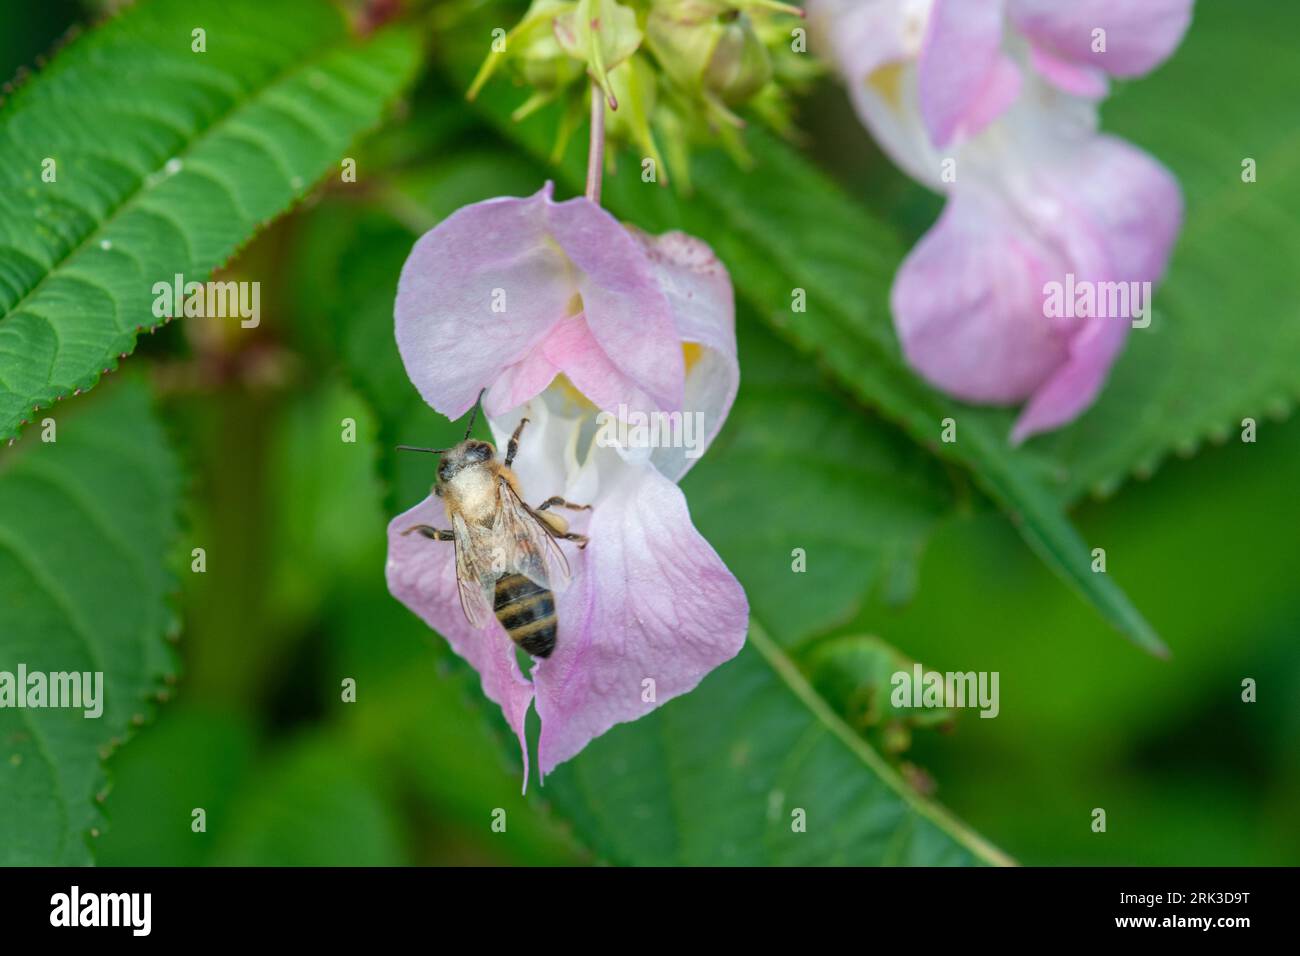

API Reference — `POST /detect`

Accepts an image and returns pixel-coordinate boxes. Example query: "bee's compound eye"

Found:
[467,441,492,462]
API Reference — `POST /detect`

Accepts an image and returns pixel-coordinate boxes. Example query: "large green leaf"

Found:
[0,0,421,442]
[211,736,405,866]
[289,160,1005,863]
[0,376,182,864]
[439,12,1164,657]
[1027,0,1300,498]
[542,624,1009,865]
[93,707,258,867]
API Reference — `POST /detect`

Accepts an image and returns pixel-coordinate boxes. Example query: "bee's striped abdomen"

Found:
[494,573,557,658]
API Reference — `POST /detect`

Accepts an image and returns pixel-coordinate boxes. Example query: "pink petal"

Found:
[1010,135,1183,442]
[807,0,916,83]
[1009,313,1127,444]
[386,496,536,789]
[396,183,686,422]
[486,346,561,415]
[1058,134,1184,286]
[547,199,686,414]
[1028,43,1109,99]
[395,183,575,421]
[1009,0,1193,79]
[542,314,659,414]
[807,0,947,187]
[892,190,1069,405]
[533,458,748,778]
[918,0,1022,148]
[630,229,739,480]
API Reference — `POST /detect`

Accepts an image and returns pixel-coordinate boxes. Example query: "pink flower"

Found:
[386,183,748,784]
[810,0,1192,442]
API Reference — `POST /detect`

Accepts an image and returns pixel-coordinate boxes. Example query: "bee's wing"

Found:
[495,478,571,592]
[451,512,495,629]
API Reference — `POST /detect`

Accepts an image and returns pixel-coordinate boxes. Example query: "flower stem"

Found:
[585,82,605,204]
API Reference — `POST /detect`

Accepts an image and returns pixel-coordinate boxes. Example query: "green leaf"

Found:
[1024,0,1300,499]
[93,707,258,866]
[0,376,182,864]
[542,623,1010,865]
[264,380,387,625]
[0,0,421,442]
[211,735,404,866]
[438,15,1165,657]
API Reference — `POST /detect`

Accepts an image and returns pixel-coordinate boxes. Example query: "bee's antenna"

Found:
[396,445,447,455]
[463,387,486,440]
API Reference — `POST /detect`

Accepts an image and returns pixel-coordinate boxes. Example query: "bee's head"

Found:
[399,389,495,496]
[436,439,495,487]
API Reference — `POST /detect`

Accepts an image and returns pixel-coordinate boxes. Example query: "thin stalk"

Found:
[585,82,605,204]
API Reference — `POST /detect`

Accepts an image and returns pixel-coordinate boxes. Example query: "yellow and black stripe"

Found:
[494,573,557,658]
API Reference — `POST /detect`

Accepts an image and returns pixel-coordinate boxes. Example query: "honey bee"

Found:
[398,396,589,658]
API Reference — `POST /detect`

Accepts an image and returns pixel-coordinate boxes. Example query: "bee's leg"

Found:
[555,530,589,550]
[535,496,592,512]
[400,525,455,541]
[504,417,530,468]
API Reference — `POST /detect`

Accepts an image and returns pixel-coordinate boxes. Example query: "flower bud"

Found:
[647,2,773,107]
[703,15,773,105]
[553,0,644,107]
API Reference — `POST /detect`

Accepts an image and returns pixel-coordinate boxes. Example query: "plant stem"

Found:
[585,82,605,204]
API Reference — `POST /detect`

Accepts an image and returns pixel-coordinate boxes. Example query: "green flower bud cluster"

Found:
[467,0,813,188]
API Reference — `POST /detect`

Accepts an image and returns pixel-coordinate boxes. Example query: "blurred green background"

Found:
[4,0,1295,866]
